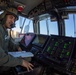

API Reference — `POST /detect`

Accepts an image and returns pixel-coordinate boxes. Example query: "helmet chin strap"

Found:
[10,23,16,28]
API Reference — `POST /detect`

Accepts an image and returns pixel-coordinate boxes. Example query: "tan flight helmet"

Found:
[0,7,18,21]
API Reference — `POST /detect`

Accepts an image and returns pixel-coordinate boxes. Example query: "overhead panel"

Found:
[51,0,76,8]
[28,0,52,18]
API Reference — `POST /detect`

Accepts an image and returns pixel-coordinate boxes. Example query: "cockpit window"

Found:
[65,14,76,37]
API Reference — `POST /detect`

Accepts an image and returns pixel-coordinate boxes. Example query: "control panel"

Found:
[30,34,49,55]
[28,0,52,18]
[69,59,76,74]
[28,0,76,18]
[19,34,76,75]
[40,35,76,74]
[51,0,76,8]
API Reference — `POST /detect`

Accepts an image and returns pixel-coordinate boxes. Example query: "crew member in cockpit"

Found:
[0,7,33,74]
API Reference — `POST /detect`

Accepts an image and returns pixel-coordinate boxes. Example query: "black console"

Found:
[30,34,49,55]
[40,35,76,74]
[16,34,76,75]
[14,34,49,75]
[13,62,43,75]
[51,0,76,8]
[43,35,75,66]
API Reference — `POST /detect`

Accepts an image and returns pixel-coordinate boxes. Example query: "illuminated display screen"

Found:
[20,33,35,47]
[32,34,49,48]
[43,35,75,66]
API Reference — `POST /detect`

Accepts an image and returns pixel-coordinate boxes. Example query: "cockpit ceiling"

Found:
[14,0,44,15]
[14,0,76,18]
[0,0,76,18]
[0,0,44,17]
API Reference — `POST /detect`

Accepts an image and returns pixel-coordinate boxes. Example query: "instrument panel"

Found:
[31,34,76,74]
[43,35,75,66]
[41,35,76,74]
[28,0,76,18]
[17,34,76,74]
[30,34,49,54]
[51,0,76,8]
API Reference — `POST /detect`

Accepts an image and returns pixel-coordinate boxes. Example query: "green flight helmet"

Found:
[0,7,18,21]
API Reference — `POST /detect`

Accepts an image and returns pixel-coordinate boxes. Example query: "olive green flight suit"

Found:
[0,24,22,67]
